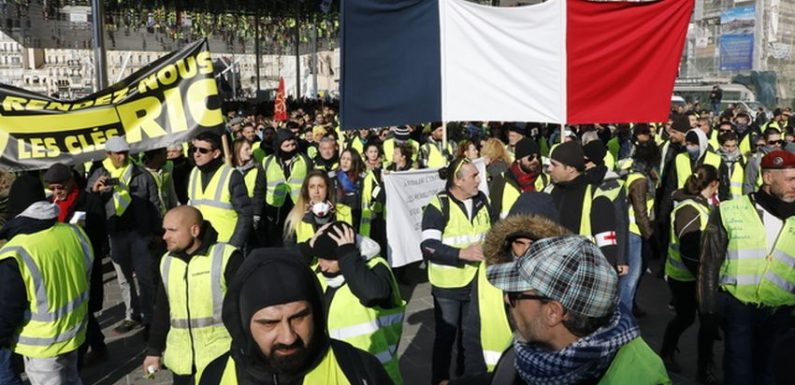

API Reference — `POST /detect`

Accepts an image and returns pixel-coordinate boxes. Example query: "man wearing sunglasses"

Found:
[484,235,669,385]
[743,128,784,195]
[489,138,548,220]
[188,131,251,248]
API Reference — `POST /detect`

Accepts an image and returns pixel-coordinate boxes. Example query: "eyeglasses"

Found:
[507,292,550,308]
[453,158,471,177]
[768,140,784,146]
[193,146,214,154]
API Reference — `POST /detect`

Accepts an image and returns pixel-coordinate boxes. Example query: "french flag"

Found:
[340,0,694,130]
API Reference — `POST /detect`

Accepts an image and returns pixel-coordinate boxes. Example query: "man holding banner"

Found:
[421,158,493,384]
[87,136,161,336]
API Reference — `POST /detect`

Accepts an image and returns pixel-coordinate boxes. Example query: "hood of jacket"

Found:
[671,188,707,205]
[273,129,297,154]
[687,128,709,160]
[222,248,330,384]
[483,214,571,265]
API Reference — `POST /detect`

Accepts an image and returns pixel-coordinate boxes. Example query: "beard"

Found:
[268,337,312,374]
[519,161,539,174]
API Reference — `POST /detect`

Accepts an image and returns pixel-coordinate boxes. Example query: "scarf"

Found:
[337,171,356,194]
[55,186,80,222]
[514,306,640,385]
[509,162,539,192]
[755,189,795,219]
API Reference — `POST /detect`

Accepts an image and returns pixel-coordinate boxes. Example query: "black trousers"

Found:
[661,279,718,366]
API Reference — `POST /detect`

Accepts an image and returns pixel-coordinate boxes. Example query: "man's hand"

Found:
[92,176,111,193]
[309,222,333,248]
[142,356,161,377]
[617,264,629,276]
[459,244,484,262]
[327,224,355,247]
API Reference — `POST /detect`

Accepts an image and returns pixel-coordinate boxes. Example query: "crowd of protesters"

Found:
[0,96,794,385]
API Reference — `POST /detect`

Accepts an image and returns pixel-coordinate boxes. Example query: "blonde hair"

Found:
[283,170,335,239]
[481,138,512,165]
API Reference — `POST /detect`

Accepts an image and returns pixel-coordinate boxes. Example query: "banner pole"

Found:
[90,0,108,90]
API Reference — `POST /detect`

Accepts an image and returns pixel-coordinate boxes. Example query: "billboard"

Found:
[719,5,755,71]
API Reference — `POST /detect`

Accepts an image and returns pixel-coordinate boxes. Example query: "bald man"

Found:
[143,206,243,384]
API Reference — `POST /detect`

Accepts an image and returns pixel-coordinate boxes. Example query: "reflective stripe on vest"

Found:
[0,224,92,358]
[319,256,404,384]
[424,193,491,288]
[675,151,722,188]
[160,243,235,375]
[719,196,795,306]
[189,165,238,242]
[666,199,710,282]
[102,158,133,216]
[476,261,512,371]
[263,154,310,207]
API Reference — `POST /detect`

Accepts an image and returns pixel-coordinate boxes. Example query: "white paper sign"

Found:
[383,158,488,267]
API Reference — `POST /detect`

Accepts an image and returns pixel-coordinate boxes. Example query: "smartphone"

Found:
[105,178,120,186]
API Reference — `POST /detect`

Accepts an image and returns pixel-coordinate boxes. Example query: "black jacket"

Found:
[548,175,620,266]
[198,249,390,385]
[146,222,243,360]
[86,162,161,235]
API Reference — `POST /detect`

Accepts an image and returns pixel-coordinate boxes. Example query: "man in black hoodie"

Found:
[260,129,313,246]
[544,141,621,268]
[198,249,391,385]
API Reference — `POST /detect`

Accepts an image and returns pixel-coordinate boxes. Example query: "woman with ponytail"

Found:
[660,164,720,384]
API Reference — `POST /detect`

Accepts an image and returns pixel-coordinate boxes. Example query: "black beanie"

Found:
[514,138,540,160]
[8,173,46,217]
[238,252,319,328]
[44,163,72,183]
[550,141,585,171]
[583,140,607,166]
[685,130,700,145]
[671,114,691,133]
[306,221,356,260]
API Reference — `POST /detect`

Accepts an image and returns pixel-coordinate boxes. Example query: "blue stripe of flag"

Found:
[341,0,442,130]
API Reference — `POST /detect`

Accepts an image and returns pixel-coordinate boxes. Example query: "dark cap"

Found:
[44,163,72,183]
[550,141,585,171]
[7,173,46,217]
[514,138,540,160]
[761,150,795,170]
[583,140,607,166]
[671,114,691,133]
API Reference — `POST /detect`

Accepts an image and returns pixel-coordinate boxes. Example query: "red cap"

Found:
[761,150,795,170]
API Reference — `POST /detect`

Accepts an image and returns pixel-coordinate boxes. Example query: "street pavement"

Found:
[64,259,717,384]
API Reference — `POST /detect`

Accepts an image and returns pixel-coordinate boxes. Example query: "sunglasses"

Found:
[507,292,550,308]
[768,140,784,146]
[193,146,214,154]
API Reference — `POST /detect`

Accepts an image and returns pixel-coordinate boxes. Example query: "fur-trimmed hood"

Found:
[483,214,571,266]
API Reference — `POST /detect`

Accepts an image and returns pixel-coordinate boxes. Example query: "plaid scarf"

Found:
[514,306,639,385]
